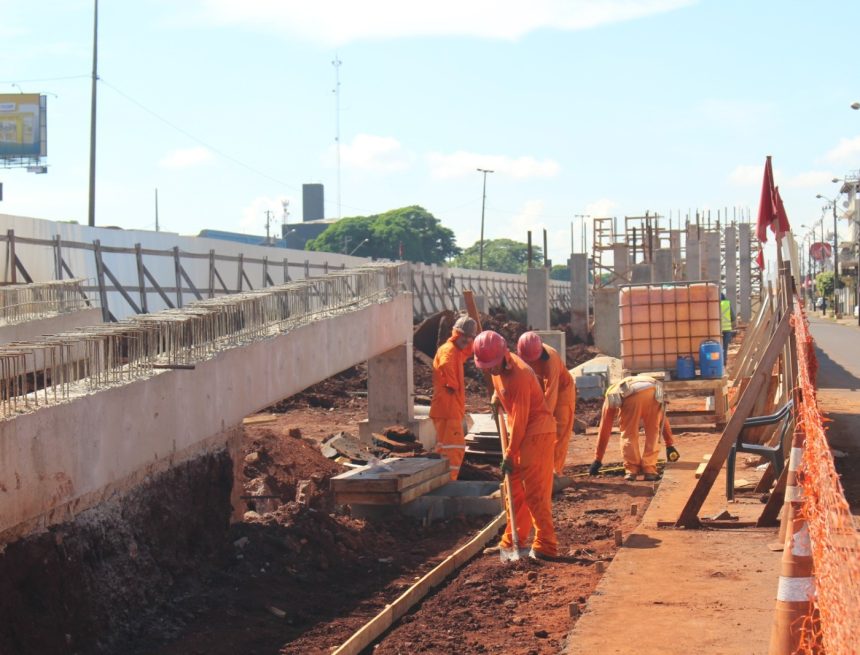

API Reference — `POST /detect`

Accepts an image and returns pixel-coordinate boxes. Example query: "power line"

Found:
[0,74,89,84]
[98,77,300,191]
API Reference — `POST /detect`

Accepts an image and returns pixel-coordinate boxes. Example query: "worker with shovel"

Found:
[430,315,477,480]
[516,331,576,478]
[589,375,679,481]
[473,330,558,561]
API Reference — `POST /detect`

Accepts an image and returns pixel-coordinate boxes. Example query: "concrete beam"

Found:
[739,223,752,322]
[0,308,103,346]
[527,267,550,330]
[0,294,413,542]
[364,342,416,434]
[535,330,565,357]
[568,254,588,343]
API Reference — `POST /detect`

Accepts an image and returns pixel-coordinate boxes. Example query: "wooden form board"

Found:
[331,457,449,493]
[334,471,451,506]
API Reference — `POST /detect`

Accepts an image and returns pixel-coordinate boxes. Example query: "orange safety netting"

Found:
[792,304,860,654]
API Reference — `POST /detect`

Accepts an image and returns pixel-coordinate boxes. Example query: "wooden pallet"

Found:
[663,377,728,428]
[331,457,450,505]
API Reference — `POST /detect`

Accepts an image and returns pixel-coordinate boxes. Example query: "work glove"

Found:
[666,445,680,462]
[500,457,514,476]
[588,459,602,476]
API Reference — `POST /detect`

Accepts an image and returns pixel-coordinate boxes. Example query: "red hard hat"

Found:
[472,330,508,369]
[517,331,543,362]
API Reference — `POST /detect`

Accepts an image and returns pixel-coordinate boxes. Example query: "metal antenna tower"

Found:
[332,55,342,220]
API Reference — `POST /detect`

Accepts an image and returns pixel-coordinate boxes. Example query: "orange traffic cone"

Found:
[768,438,820,654]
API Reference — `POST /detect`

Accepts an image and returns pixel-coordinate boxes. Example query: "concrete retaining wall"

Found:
[0,294,412,542]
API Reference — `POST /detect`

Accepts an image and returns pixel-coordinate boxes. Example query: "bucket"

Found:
[676,355,695,380]
[699,340,724,379]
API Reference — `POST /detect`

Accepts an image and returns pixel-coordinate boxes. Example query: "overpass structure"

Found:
[0,266,414,543]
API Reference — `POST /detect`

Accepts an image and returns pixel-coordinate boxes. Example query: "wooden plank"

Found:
[675,309,792,528]
[242,414,278,426]
[663,379,727,392]
[92,239,112,322]
[135,243,149,313]
[331,512,506,655]
[372,433,421,453]
[695,462,707,478]
[335,471,451,505]
[756,452,789,527]
[331,457,449,493]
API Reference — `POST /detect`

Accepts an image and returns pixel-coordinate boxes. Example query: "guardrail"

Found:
[0,264,404,419]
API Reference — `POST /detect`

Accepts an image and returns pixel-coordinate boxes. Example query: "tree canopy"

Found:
[304,206,459,264]
[450,238,544,274]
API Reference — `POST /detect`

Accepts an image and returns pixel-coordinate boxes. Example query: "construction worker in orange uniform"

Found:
[473,330,558,560]
[589,375,679,481]
[517,331,576,477]
[429,315,478,480]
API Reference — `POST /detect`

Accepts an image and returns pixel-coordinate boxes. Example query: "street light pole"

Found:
[817,194,840,315]
[477,168,494,270]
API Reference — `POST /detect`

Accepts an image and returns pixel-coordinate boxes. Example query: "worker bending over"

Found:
[473,330,558,560]
[429,315,477,480]
[517,331,576,476]
[589,375,679,481]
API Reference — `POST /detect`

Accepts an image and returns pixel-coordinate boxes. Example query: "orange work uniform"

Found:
[594,376,673,476]
[493,352,558,557]
[429,336,471,479]
[526,344,577,475]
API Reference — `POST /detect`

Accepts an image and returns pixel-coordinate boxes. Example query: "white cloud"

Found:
[238,195,291,233]
[427,151,560,179]
[159,146,214,169]
[783,171,835,189]
[823,136,860,165]
[337,133,413,172]
[728,164,763,187]
[584,198,618,217]
[193,0,695,44]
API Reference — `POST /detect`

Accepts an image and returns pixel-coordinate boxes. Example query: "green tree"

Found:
[450,239,544,274]
[305,206,459,264]
[550,264,569,281]
[815,271,835,298]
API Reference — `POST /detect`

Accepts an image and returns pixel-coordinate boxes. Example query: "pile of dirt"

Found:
[242,426,345,514]
[567,343,601,370]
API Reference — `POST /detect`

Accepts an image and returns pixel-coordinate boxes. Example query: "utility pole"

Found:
[87,0,98,227]
[332,56,342,220]
[154,188,160,232]
[832,200,839,316]
[477,168,494,270]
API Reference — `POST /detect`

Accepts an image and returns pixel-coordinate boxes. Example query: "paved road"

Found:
[808,316,860,511]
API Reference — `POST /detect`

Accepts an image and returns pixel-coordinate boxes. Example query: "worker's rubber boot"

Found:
[666,446,680,462]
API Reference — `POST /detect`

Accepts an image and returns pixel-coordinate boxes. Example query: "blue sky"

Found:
[2,0,859,265]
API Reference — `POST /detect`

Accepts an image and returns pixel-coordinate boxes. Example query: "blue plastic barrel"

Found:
[676,355,695,380]
[699,340,724,379]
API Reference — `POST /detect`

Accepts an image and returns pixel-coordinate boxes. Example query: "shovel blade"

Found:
[499,546,521,562]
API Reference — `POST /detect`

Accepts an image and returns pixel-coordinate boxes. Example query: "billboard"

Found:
[0,93,46,160]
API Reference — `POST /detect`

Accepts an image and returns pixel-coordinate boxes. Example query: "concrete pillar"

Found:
[364,343,415,435]
[630,263,653,283]
[527,267,550,330]
[611,244,630,285]
[535,330,566,359]
[739,223,752,322]
[669,230,682,271]
[568,254,588,343]
[703,232,721,283]
[724,226,738,312]
[654,249,674,282]
[686,239,700,281]
[593,288,621,358]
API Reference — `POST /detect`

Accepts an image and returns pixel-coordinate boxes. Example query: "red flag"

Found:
[755,247,765,270]
[773,186,791,237]
[756,156,777,243]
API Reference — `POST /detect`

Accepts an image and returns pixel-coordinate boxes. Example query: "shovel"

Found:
[494,409,521,562]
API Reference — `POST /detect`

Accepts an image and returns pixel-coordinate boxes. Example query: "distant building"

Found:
[197,229,287,248]
[303,184,325,221]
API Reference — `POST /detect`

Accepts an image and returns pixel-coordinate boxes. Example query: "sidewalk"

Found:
[564,431,781,655]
